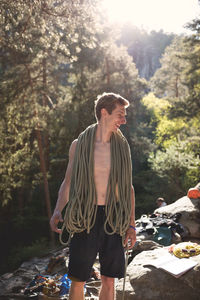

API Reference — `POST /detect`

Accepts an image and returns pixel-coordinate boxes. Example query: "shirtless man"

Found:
[50,92,136,300]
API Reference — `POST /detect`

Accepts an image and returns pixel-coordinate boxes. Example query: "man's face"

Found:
[105,104,127,132]
[157,200,162,207]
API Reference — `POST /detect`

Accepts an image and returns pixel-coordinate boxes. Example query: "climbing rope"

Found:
[59,123,132,245]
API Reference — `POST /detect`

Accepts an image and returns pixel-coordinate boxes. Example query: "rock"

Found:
[133,240,163,251]
[116,247,200,300]
[155,196,200,238]
[128,240,163,264]
[0,247,69,299]
[0,247,101,299]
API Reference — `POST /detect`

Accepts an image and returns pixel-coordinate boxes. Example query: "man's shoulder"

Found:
[69,139,78,157]
[71,139,78,146]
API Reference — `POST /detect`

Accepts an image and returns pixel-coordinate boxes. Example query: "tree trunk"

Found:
[42,57,54,245]
[42,58,50,171]
[35,129,55,245]
[26,62,55,245]
[175,75,179,98]
[18,187,24,215]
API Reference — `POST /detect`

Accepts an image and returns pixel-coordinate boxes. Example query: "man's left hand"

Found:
[124,227,136,249]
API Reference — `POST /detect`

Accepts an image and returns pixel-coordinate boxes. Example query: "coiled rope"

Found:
[60,123,132,245]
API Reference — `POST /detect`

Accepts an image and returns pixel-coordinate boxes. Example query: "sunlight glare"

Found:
[102,0,200,33]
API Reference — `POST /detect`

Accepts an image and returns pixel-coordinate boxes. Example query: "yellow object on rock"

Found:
[173,242,200,258]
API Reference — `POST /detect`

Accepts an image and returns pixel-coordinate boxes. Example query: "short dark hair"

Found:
[94,92,129,121]
[156,197,165,202]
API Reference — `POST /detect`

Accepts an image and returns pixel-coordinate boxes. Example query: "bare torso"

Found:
[94,141,111,205]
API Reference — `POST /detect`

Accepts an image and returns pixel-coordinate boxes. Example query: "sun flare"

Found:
[102,0,200,33]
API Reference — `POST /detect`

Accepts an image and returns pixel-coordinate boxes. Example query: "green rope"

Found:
[60,123,132,245]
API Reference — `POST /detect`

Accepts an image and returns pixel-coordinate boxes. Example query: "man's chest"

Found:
[94,144,111,173]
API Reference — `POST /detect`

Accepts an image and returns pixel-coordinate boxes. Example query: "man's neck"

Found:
[95,123,112,144]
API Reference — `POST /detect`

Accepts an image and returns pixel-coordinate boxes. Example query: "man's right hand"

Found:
[50,210,63,234]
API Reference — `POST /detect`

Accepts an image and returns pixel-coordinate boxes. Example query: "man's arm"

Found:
[50,139,77,233]
[124,185,136,249]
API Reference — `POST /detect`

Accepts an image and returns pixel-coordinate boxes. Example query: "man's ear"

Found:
[101,108,108,117]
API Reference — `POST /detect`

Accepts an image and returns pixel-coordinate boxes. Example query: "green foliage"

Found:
[2,238,50,274]
[0,99,39,205]
[178,20,200,119]
[134,169,171,215]
[149,141,200,196]
[156,117,188,148]
[150,37,189,99]
[0,0,104,207]
[142,92,170,111]
[145,15,200,198]
[143,93,189,148]
[143,90,200,200]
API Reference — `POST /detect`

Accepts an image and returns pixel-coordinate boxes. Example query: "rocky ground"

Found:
[0,246,101,300]
[1,195,200,300]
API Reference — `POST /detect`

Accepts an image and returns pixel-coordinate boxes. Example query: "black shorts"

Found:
[68,205,125,282]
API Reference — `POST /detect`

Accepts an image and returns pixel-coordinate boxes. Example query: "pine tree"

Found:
[150,37,189,99]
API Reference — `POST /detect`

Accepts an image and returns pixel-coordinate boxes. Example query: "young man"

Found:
[50,92,136,300]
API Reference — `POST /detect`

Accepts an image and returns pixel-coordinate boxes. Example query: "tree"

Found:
[150,37,189,99]
[0,0,101,244]
[175,15,200,119]
[148,141,200,198]
[142,93,191,149]
[118,24,175,79]
[143,92,200,199]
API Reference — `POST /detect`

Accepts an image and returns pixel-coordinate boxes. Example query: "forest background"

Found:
[0,0,200,275]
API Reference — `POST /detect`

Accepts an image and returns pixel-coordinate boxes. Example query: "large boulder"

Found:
[155,196,200,239]
[116,247,200,300]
